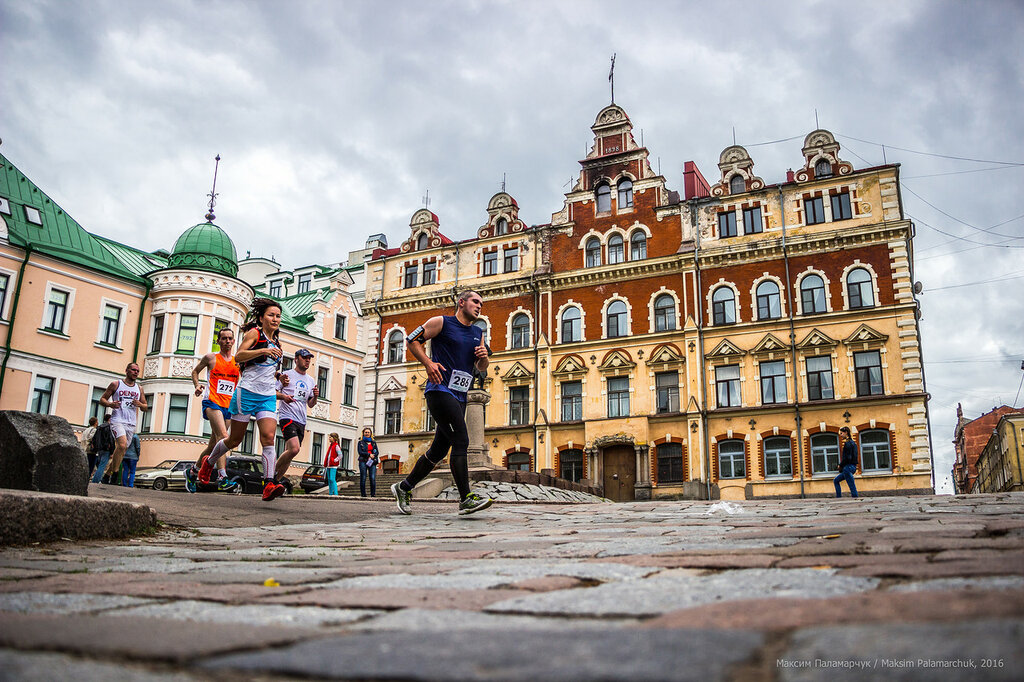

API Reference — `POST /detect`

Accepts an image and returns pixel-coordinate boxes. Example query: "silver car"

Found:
[134,459,196,491]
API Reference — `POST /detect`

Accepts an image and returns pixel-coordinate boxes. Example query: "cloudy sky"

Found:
[3,0,1022,492]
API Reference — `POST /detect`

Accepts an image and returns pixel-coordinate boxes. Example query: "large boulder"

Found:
[0,411,89,496]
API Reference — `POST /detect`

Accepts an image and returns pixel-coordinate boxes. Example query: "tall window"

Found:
[743,206,763,234]
[805,197,825,225]
[560,307,581,343]
[210,319,230,352]
[607,376,630,417]
[630,232,647,260]
[657,443,684,482]
[854,351,883,396]
[847,268,874,308]
[384,399,402,434]
[715,365,740,408]
[508,452,530,471]
[596,183,611,212]
[176,314,199,354]
[607,234,624,264]
[504,247,519,272]
[0,273,9,319]
[653,294,675,332]
[90,387,106,422]
[317,367,329,397]
[806,356,834,400]
[712,287,736,325]
[718,440,745,479]
[483,251,498,276]
[617,179,633,209]
[815,159,833,178]
[31,376,54,414]
[831,192,852,220]
[149,315,165,354]
[764,437,793,477]
[417,233,429,250]
[585,238,601,267]
[269,280,282,297]
[655,371,679,413]
[759,361,787,404]
[99,304,121,346]
[756,281,781,320]
[44,289,69,332]
[340,438,351,468]
[606,300,628,338]
[860,430,891,471]
[387,331,404,363]
[404,264,418,288]
[334,314,347,341]
[343,374,356,405]
[800,275,826,314]
[509,386,530,425]
[810,433,840,474]
[718,211,737,238]
[167,394,188,433]
[729,174,745,194]
[511,314,530,349]
[496,218,508,235]
[312,433,324,466]
[422,261,437,285]
[140,406,152,434]
[561,381,582,421]
[559,449,584,482]
[297,273,312,294]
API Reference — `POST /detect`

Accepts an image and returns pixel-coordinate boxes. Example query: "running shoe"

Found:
[184,466,198,494]
[196,458,214,484]
[391,482,412,515]
[262,481,286,502]
[218,478,238,492]
[458,491,493,515]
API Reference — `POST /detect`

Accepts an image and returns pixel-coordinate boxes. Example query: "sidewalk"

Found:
[1,493,1022,680]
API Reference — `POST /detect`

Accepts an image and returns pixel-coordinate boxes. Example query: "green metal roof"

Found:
[0,151,145,283]
[94,234,169,277]
[168,222,238,277]
[270,287,330,333]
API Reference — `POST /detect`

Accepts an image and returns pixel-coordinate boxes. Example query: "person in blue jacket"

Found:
[834,426,860,498]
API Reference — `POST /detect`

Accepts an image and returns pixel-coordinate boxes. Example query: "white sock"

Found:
[262,445,276,481]
[219,469,227,478]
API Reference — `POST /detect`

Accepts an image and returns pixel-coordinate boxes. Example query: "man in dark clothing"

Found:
[834,426,860,498]
[91,415,115,483]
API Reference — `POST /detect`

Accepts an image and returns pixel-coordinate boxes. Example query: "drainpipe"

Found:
[372,299,382,434]
[1012,417,1022,491]
[0,244,33,398]
[131,279,154,364]
[691,199,711,500]
[779,187,806,498]
[532,276,540,471]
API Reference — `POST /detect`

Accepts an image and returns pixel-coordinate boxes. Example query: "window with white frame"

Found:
[24,205,43,225]
[561,380,582,421]
[31,376,55,413]
[509,386,530,425]
[99,304,122,346]
[404,263,418,288]
[764,436,793,477]
[617,179,633,209]
[334,314,347,341]
[759,360,787,404]
[269,280,282,297]
[384,399,402,434]
[297,273,312,293]
[0,273,9,320]
[810,432,840,473]
[630,232,647,260]
[800,274,826,314]
[712,286,736,325]
[854,350,883,396]
[387,331,404,364]
[43,288,70,333]
[607,376,630,418]
[655,371,679,413]
[715,365,741,408]
[657,443,684,482]
[596,183,611,212]
[560,306,582,343]
[860,430,891,470]
[846,268,874,308]
[718,440,745,479]
[176,314,199,354]
[585,238,602,267]
[483,251,498,276]
[653,293,675,332]
[510,313,530,349]
[755,281,781,320]
[167,394,189,433]
[806,356,834,400]
[607,234,624,264]
[504,247,519,272]
[422,261,437,285]
[606,300,628,338]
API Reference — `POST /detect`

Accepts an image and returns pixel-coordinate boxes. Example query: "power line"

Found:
[909,214,1024,249]
[835,133,1024,166]
[904,165,1022,179]
[927,272,1024,291]
[903,184,1024,240]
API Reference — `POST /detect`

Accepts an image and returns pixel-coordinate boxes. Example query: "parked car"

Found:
[135,460,195,491]
[208,456,269,495]
[301,465,358,493]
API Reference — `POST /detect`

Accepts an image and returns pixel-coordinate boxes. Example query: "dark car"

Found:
[301,465,358,493]
[191,456,270,495]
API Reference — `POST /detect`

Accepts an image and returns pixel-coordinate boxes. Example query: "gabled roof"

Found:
[0,152,145,283]
[270,287,332,333]
[93,234,169,277]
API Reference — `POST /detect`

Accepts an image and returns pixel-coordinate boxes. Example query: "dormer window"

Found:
[617,180,633,209]
[815,159,833,178]
[269,280,282,298]
[297,273,312,294]
[729,175,745,194]
[24,206,43,225]
[416,233,429,250]
[596,183,611,213]
[496,218,508,235]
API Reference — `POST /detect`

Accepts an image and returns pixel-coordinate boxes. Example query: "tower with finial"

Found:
[205,154,221,222]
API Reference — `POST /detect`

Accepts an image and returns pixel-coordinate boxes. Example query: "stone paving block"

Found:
[0,649,202,682]
[0,567,55,581]
[778,619,1024,681]
[111,599,380,627]
[840,557,1024,579]
[0,591,155,614]
[264,587,531,611]
[319,573,515,590]
[886,577,1024,592]
[349,607,640,632]
[442,558,657,581]
[203,628,765,681]
[776,553,933,569]
[590,552,779,569]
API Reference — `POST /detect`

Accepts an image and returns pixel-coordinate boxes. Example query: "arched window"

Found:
[729,174,745,194]
[764,437,792,477]
[712,286,736,325]
[718,440,745,479]
[559,448,584,482]
[617,179,633,209]
[387,330,404,364]
[800,274,826,314]
[496,218,508,235]
[585,237,602,267]
[653,294,676,332]
[510,313,530,349]
[630,231,647,260]
[507,452,530,471]
[815,159,833,178]
[607,234,624,264]
[847,268,874,308]
[606,300,628,338]
[810,433,840,474]
[860,430,891,471]
[560,306,581,343]
[755,281,781,320]
[416,233,429,250]
[596,183,612,213]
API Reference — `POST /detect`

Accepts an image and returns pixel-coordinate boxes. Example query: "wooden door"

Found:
[602,445,636,502]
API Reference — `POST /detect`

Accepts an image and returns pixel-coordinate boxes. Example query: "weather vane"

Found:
[205,154,221,222]
[422,189,431,209]
[608,53,616,104]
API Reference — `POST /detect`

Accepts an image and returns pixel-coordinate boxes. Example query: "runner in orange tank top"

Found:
[191,327,241,485]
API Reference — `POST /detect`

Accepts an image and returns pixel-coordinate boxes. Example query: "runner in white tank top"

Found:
[100,363,148,483]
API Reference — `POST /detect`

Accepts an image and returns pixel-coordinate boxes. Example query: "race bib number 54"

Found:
[448,370,473,393]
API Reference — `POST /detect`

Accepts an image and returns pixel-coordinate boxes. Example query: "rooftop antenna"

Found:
[608,53,616,104]
[640,128,644,147]
[658,157,661,176]
[422,189,431,209]
[205,154,221,221]
[814,108,819,129]
[732,127,737,145]
[501,173,506,193]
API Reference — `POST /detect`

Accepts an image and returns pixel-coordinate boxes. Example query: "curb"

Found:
[0,489,159,545]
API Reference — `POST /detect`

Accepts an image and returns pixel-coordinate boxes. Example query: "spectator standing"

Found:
[325,432,341,496]
[81,417,99,475]
[91,415,114,483]
[358,427,379,497]
[121,434,141,488]
[834,426,860,498]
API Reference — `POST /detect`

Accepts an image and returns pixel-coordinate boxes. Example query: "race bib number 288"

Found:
[448,370,473,393]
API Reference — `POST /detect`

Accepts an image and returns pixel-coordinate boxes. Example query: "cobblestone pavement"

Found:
[1,493,1023,680]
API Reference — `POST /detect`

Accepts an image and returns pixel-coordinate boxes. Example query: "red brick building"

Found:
[952,404,1024,493]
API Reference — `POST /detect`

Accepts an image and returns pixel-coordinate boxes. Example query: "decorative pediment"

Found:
[843,324,888,347]
[706,338,745,360]
[478,192,525,238]
[553,354,588,377]
[795,129,854,182]
[710,145,765,197]
[751,333,789,356]
[648,343,685,368]
[796,328,838,350]
[598,349,636,373]
[502,361,535,384]
[379,376,405,394]
[400,209,451,253]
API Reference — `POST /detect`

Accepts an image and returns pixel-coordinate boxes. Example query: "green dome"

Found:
[168,222,238,277]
